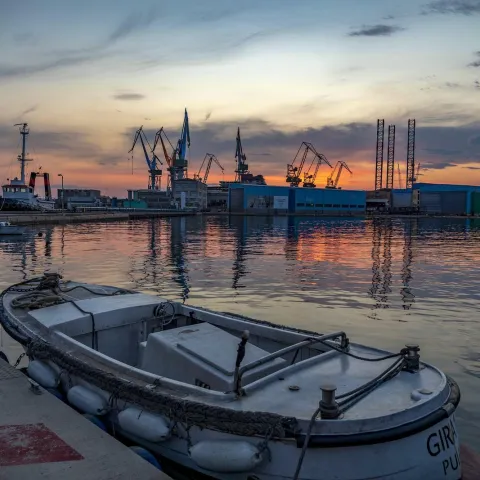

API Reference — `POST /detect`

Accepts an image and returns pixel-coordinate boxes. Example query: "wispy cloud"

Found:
[0,10,160,80]
[108,9,159,44]
[445,82,461,88]
[468,51,480,67]
[113,93,145,101]
[347,24,405,37]
[422,0,480,15]
[19,105,38,116]
[0,54,108,79]
[463,166,480,169]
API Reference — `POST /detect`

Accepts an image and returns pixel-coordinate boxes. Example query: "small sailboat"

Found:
[0,273,462,480]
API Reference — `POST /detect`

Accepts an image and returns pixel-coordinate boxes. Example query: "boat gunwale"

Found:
[296,375,460,448]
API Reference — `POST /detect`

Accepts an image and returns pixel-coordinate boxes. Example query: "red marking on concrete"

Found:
[0,423,84,466]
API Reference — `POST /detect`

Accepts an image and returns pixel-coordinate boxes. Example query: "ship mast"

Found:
[14,123,30,184]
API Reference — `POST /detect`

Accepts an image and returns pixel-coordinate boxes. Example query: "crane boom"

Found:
[286,142,319,187]
[235,128,249,182]
[153,127,174,168]
[129,126,163,190]
[326,161,352,189]
[195,153,224,183]
[153,127,178,191]
[303,151,332,188]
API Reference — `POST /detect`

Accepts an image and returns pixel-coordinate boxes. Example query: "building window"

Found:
[324,204,332,208]
[306,203,314,207]
[358,205,365,208]
[341,204,349,208]
[333,204,340,208]
[349,205,357,208]
[296,203,305,207]
[315,204,323,207]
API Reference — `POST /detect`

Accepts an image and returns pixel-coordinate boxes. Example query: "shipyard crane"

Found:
[286,142,320,187]
[303,152,332,188]
[173,108,190,181]
[325,161,352,189]
[235,127,249,182]
[153,127,176,191]
[151,109,190,189]
[194,153,224,184]
[129,126,163,190]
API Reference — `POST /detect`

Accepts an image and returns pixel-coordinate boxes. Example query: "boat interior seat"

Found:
[140,322,287,391]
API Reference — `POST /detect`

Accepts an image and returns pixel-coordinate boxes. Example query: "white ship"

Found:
[1,123,56,211]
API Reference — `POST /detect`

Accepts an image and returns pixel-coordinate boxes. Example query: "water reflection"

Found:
[171,216,190,302]
[0,216,479,447]
[230,216,248,290]
[401,220,415,310]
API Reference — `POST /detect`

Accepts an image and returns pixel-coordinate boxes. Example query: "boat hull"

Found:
[109,412,461,480]
[0,198,56,211]
[0,226,25,235]
[46,362,461,480]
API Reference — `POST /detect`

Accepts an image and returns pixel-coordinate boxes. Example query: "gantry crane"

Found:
[286,142,322,187]
[194,153,224,184]
[303,152,332,188]
[129,126,163,190]
[325,161,352,189]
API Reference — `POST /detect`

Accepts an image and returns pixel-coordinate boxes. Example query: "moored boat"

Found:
[0,221,25,235]
[0,273,462,480]
[1,123,56,211]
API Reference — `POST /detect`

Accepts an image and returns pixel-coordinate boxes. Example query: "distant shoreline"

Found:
[0,210,478,226]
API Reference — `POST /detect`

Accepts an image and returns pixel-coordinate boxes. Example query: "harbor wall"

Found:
[0,210,198,225]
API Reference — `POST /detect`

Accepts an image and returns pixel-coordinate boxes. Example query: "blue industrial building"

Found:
[413,183,480,215]
[228,184,366,214]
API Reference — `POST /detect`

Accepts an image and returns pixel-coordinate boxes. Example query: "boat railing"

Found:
[234,331,348,393]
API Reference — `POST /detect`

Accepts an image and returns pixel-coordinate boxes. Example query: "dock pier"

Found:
[0,210,198,226]
[0,359,168,479]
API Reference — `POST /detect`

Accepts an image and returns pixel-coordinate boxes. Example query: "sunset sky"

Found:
[1,0,480,197]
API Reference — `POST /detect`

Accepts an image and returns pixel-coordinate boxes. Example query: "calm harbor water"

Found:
[0,215,479,449]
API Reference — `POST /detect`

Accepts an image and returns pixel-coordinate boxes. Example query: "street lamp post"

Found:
[58,174,64,212]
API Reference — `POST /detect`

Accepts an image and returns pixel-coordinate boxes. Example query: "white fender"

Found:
[189,440,263,473]
[118,408,170,443]
[67,385,108,415]
[27,360,58,389]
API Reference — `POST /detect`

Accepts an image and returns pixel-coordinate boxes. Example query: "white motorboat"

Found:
[0,274,462,480]
[0,221,25,235]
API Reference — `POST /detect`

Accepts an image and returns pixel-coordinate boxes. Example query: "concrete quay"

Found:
[0,210,197,226]
[0,359,168,480]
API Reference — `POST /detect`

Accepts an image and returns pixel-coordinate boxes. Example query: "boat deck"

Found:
[233,347,446,433]
[0,359,167,480]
